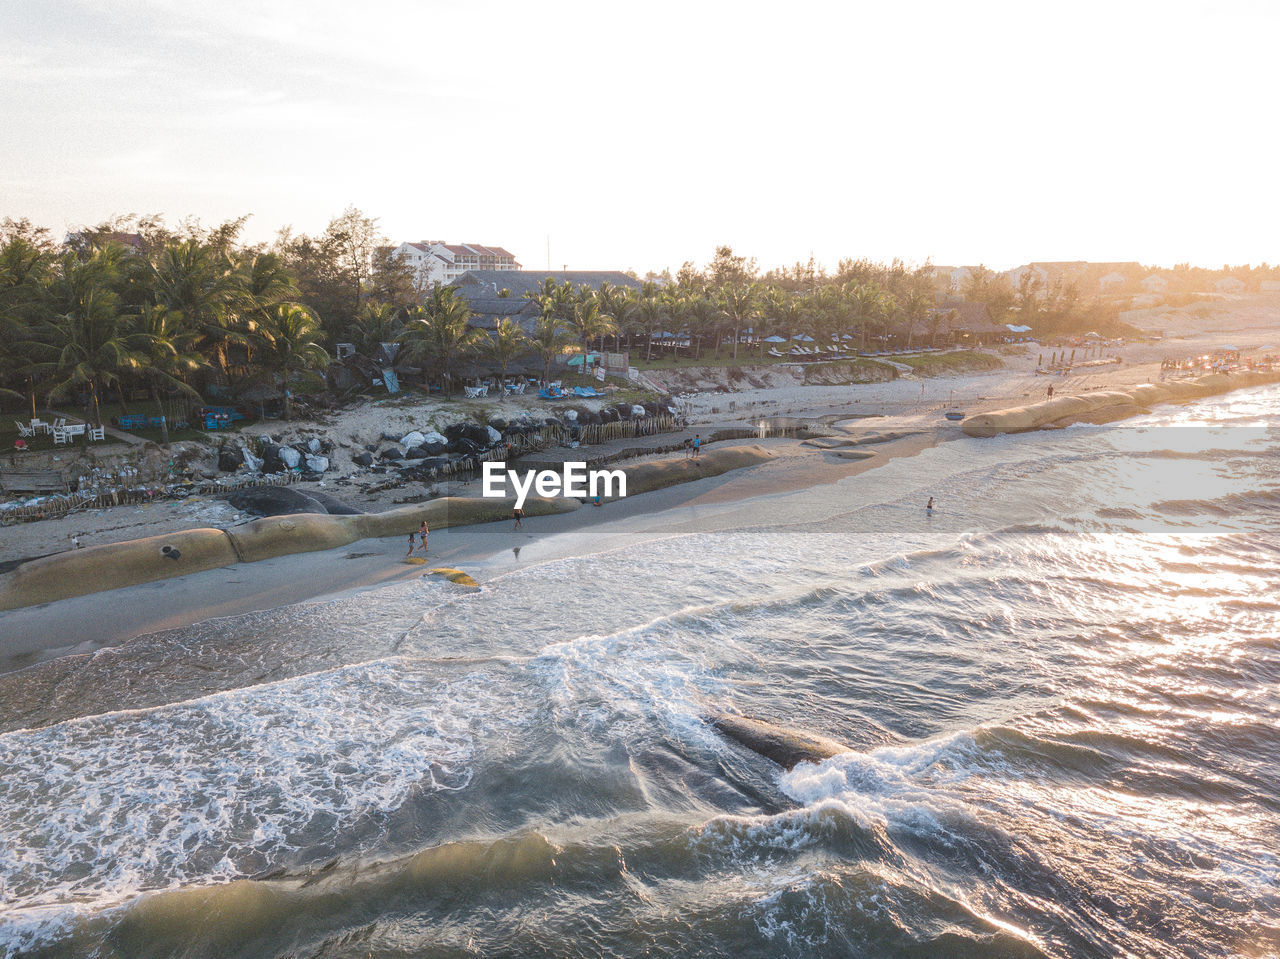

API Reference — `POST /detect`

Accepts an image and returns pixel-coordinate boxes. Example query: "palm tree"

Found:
[350,300,404,357]
[485,318,530,397]
[37,250,139,425]
[128,304,206,424]
[398,284,481,394]
[148,238,244,392]
[596,281,635,353]
[565,297,616,384]
[662,289,692,360]
[719,283,758,361]
[897,290,933,350]
[684,295,722,361]
[256,304,330,420]
[847,282,887,353]
[636,290,666,361]
[768,289,808,357]
[531,312,573,386]
[0,235,53,412]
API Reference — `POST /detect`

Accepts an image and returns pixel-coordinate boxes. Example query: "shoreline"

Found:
[0,431,939,667]
[4,293,1278,665]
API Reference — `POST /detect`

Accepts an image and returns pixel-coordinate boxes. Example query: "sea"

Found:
[1,385,1277,959]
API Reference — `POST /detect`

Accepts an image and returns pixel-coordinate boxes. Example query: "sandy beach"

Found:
[3,293,1277,665]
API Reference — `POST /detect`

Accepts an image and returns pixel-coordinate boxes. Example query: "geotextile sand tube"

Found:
[961,371,1280,437]
[606,444,776,500]
[0,448,777,610]
[0,495,579,611]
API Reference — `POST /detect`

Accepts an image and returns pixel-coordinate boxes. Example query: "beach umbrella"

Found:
[763,335,787,343]
[1217,344,1239,352]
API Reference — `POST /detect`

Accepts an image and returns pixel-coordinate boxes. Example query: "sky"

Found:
[2,0,1277,275]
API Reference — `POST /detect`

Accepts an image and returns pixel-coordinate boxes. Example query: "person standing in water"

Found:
[926,497,934,512]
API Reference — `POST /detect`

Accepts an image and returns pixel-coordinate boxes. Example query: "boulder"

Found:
[239,444,262,472]
[307,438,323,454]
[304,454,329,473]
[218,448,243,472]
[400,430,426,449]
[225,486,332,517]
[259,444,285,473]
[564,410,579,422]
[352,451,374,467]
[486,425,502,444]
[422,441,447,456]
[279,446,302,470]
[461,423,491,447]
[379,448,403,461]
[422,431,448,446]
[632,405,647,418]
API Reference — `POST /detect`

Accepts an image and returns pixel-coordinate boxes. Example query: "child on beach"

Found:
[692,435,701,458]
[513,507,523,530]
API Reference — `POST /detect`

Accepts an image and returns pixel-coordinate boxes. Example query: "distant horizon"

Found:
[4,2,1276,275]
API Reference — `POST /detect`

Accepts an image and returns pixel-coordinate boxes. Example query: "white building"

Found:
[1099,271,1128,291]
[1141,274,1168,293]
[393,241,520,286]
[1215,276,1246,294]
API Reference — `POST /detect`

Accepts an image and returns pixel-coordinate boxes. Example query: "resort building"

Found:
[393,241,520,287]
[1215,276,1246,294]
[1141,274,1169,293]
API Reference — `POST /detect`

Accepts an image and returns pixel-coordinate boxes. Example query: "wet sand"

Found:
[0,432,939,666]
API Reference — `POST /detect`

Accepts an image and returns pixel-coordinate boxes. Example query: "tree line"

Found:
[2,206,1156,424]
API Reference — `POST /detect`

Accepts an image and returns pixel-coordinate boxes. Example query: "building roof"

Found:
[443,243,517,259]
[453,270,642,298]
[930,301,1003,334]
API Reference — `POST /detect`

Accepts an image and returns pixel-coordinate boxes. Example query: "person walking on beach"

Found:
[926,497,934,513]
[692,435,701,458]
[513,507,523,530]
[683,437,693,459]
[1047,384,1054,399]
[417,520,429,554]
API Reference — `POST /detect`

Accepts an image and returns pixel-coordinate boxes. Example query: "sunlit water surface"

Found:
[1,387,1277,958]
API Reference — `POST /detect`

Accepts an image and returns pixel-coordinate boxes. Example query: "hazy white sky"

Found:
[2,0,1276,274]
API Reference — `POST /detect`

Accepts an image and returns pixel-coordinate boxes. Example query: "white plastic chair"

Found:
[89,425,106,441]
[52,427,69,445]
[15,421,35,438]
